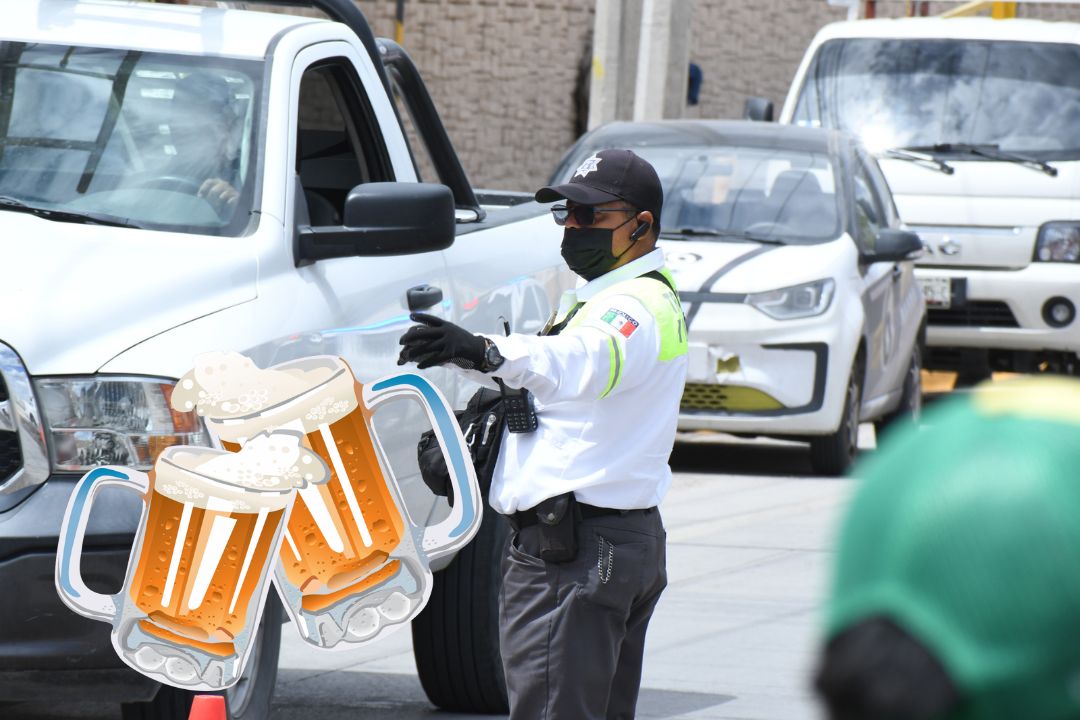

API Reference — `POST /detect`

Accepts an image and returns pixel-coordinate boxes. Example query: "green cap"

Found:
[827,377,1080,719]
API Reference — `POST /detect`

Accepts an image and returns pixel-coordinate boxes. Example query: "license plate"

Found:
[919,277,951,309]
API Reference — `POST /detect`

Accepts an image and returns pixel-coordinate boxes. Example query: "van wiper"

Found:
[0,196,140,228]
[662,227,786,245]
[882,147,954,175]
[907,143,1057,177]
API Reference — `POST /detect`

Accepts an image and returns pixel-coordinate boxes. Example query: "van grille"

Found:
[928,301,1019,328]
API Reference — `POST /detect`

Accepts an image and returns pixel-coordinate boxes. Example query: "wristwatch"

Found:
[481,338,505,373]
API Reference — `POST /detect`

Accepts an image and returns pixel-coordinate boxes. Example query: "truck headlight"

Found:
[746,278,835,320]
[36,377,208,473]
[1034,222,1080,263]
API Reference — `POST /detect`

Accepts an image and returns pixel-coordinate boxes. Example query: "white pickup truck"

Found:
[779,17,1080,382]
[0,1,568,717]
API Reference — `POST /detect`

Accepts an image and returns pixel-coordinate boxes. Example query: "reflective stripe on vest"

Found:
[566,269,688,397]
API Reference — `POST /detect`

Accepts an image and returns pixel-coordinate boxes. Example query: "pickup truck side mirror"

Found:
[869,228,924,262]
[296,182,455,264]
[743,97,774,122]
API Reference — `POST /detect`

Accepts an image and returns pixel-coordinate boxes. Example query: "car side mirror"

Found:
[871,228,924,262]
[743,97,774,122]
[295,182,455,264]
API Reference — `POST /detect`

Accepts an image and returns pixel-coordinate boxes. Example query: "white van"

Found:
[781,17,1080,382]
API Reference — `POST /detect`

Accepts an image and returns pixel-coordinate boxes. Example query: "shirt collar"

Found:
[575,248,666,302]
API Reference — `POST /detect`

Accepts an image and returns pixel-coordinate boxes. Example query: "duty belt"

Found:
[508,502,653,531]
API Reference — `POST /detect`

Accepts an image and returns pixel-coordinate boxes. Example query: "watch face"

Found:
[486,343,503,369]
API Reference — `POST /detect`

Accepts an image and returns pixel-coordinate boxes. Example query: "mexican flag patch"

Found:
[601,308,640,338]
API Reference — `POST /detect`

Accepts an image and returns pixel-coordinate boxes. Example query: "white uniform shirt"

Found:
[479,249,688,514]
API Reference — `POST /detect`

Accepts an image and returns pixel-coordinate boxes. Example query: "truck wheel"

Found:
[875,341,922,442]
[811,361,863,476]
[412,504,509,713]
[120,595,282,720]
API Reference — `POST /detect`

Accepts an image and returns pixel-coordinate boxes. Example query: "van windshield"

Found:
[792,38,1080,160]
[0,42,263,236]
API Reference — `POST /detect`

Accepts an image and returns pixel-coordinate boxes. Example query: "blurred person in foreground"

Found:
[816,375,1080,720]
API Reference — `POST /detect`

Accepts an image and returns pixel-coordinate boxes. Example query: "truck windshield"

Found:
[792,38,1080,160]
[0,43,263,236]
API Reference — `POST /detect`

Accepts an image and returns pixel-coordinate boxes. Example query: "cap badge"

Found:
[574,153,602,179]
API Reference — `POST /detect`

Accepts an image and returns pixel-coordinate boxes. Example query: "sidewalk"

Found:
[273,438,855,719]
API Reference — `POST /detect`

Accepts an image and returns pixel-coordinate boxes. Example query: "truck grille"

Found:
[0,376,20,484]
[0,341,49,502]
[928,301,1019,328]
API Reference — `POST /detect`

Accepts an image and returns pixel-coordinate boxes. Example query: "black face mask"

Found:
[561,217,638,281]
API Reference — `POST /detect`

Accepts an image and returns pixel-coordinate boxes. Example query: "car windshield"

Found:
[792,38,1080,159]
[557,143,843,244]
[0,42,263,236]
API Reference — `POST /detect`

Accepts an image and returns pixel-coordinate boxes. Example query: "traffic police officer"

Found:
[398,149,688,720]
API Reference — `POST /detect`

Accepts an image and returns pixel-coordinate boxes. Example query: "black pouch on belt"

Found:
[535,492,577,563]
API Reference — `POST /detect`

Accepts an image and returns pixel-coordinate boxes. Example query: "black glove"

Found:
[397,313,487,370]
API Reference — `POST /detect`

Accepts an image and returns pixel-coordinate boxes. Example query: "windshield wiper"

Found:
[0,196,141,228]
[882,147,954,175]
[662,227,786,245]
[906,143,1057,177]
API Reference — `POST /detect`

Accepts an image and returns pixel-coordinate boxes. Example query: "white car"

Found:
[551,120,926,475]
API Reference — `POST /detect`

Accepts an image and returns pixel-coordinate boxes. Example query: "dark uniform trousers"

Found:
[499,506,667,720]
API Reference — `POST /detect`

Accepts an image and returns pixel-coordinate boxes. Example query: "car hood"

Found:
[661,238,841,294]
[878,157,1080,227]
[0,213,257,375]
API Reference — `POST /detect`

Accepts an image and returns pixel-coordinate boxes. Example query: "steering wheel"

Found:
[137,175,203,195]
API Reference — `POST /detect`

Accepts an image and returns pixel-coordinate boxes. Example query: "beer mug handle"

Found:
[365,373,482,561]
[55,466,149,622]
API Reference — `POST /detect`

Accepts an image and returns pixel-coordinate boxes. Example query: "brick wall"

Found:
[202,1,1080,191]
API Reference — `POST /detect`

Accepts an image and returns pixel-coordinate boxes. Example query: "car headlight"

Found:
[746,278,835,320]
[35,377,208,472]
[1034,222,1080,263]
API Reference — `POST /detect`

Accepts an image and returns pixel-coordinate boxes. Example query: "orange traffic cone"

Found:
[188,694,227,720]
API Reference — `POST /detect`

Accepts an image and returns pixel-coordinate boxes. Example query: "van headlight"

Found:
[35,377,208,472]
[746,278,835,320]
[1034,222,1080,263]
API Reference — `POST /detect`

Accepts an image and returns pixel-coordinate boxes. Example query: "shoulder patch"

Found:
[601,308,639,338]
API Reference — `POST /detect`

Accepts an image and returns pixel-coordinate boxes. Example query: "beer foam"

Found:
[197,432,329,491]
[171,352,360,441]
[155,435,329,510]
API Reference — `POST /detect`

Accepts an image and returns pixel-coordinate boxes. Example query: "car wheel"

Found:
[412,503,509,713]
[810,360,862,476]
[875,341,922,442]
[120,595,283,720]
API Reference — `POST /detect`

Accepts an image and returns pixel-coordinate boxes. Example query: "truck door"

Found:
[279,42,453,515]
[852,152,901,405]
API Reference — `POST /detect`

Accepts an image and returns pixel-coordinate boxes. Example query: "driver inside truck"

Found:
[165,69,243,214]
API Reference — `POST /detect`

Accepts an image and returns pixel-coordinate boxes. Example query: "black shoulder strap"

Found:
[642,269,677,294]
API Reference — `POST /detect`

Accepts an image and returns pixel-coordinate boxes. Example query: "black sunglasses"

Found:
[550,204,636,227]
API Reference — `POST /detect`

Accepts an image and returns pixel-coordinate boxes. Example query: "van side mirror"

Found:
[871,228,924,262]
[744,97,774,122]
[296,182,455,264]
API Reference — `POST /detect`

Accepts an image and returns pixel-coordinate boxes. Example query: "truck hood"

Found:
[878,158,1080,269]
[0,213,257,375]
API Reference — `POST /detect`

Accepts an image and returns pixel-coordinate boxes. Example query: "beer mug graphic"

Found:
[56,433,328,690]
[171,352,481,649]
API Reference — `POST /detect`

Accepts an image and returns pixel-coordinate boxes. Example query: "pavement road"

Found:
[10,431,863,720]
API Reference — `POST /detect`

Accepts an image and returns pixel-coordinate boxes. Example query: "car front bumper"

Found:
[918,264,1080,353]
[678,302,857,436]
